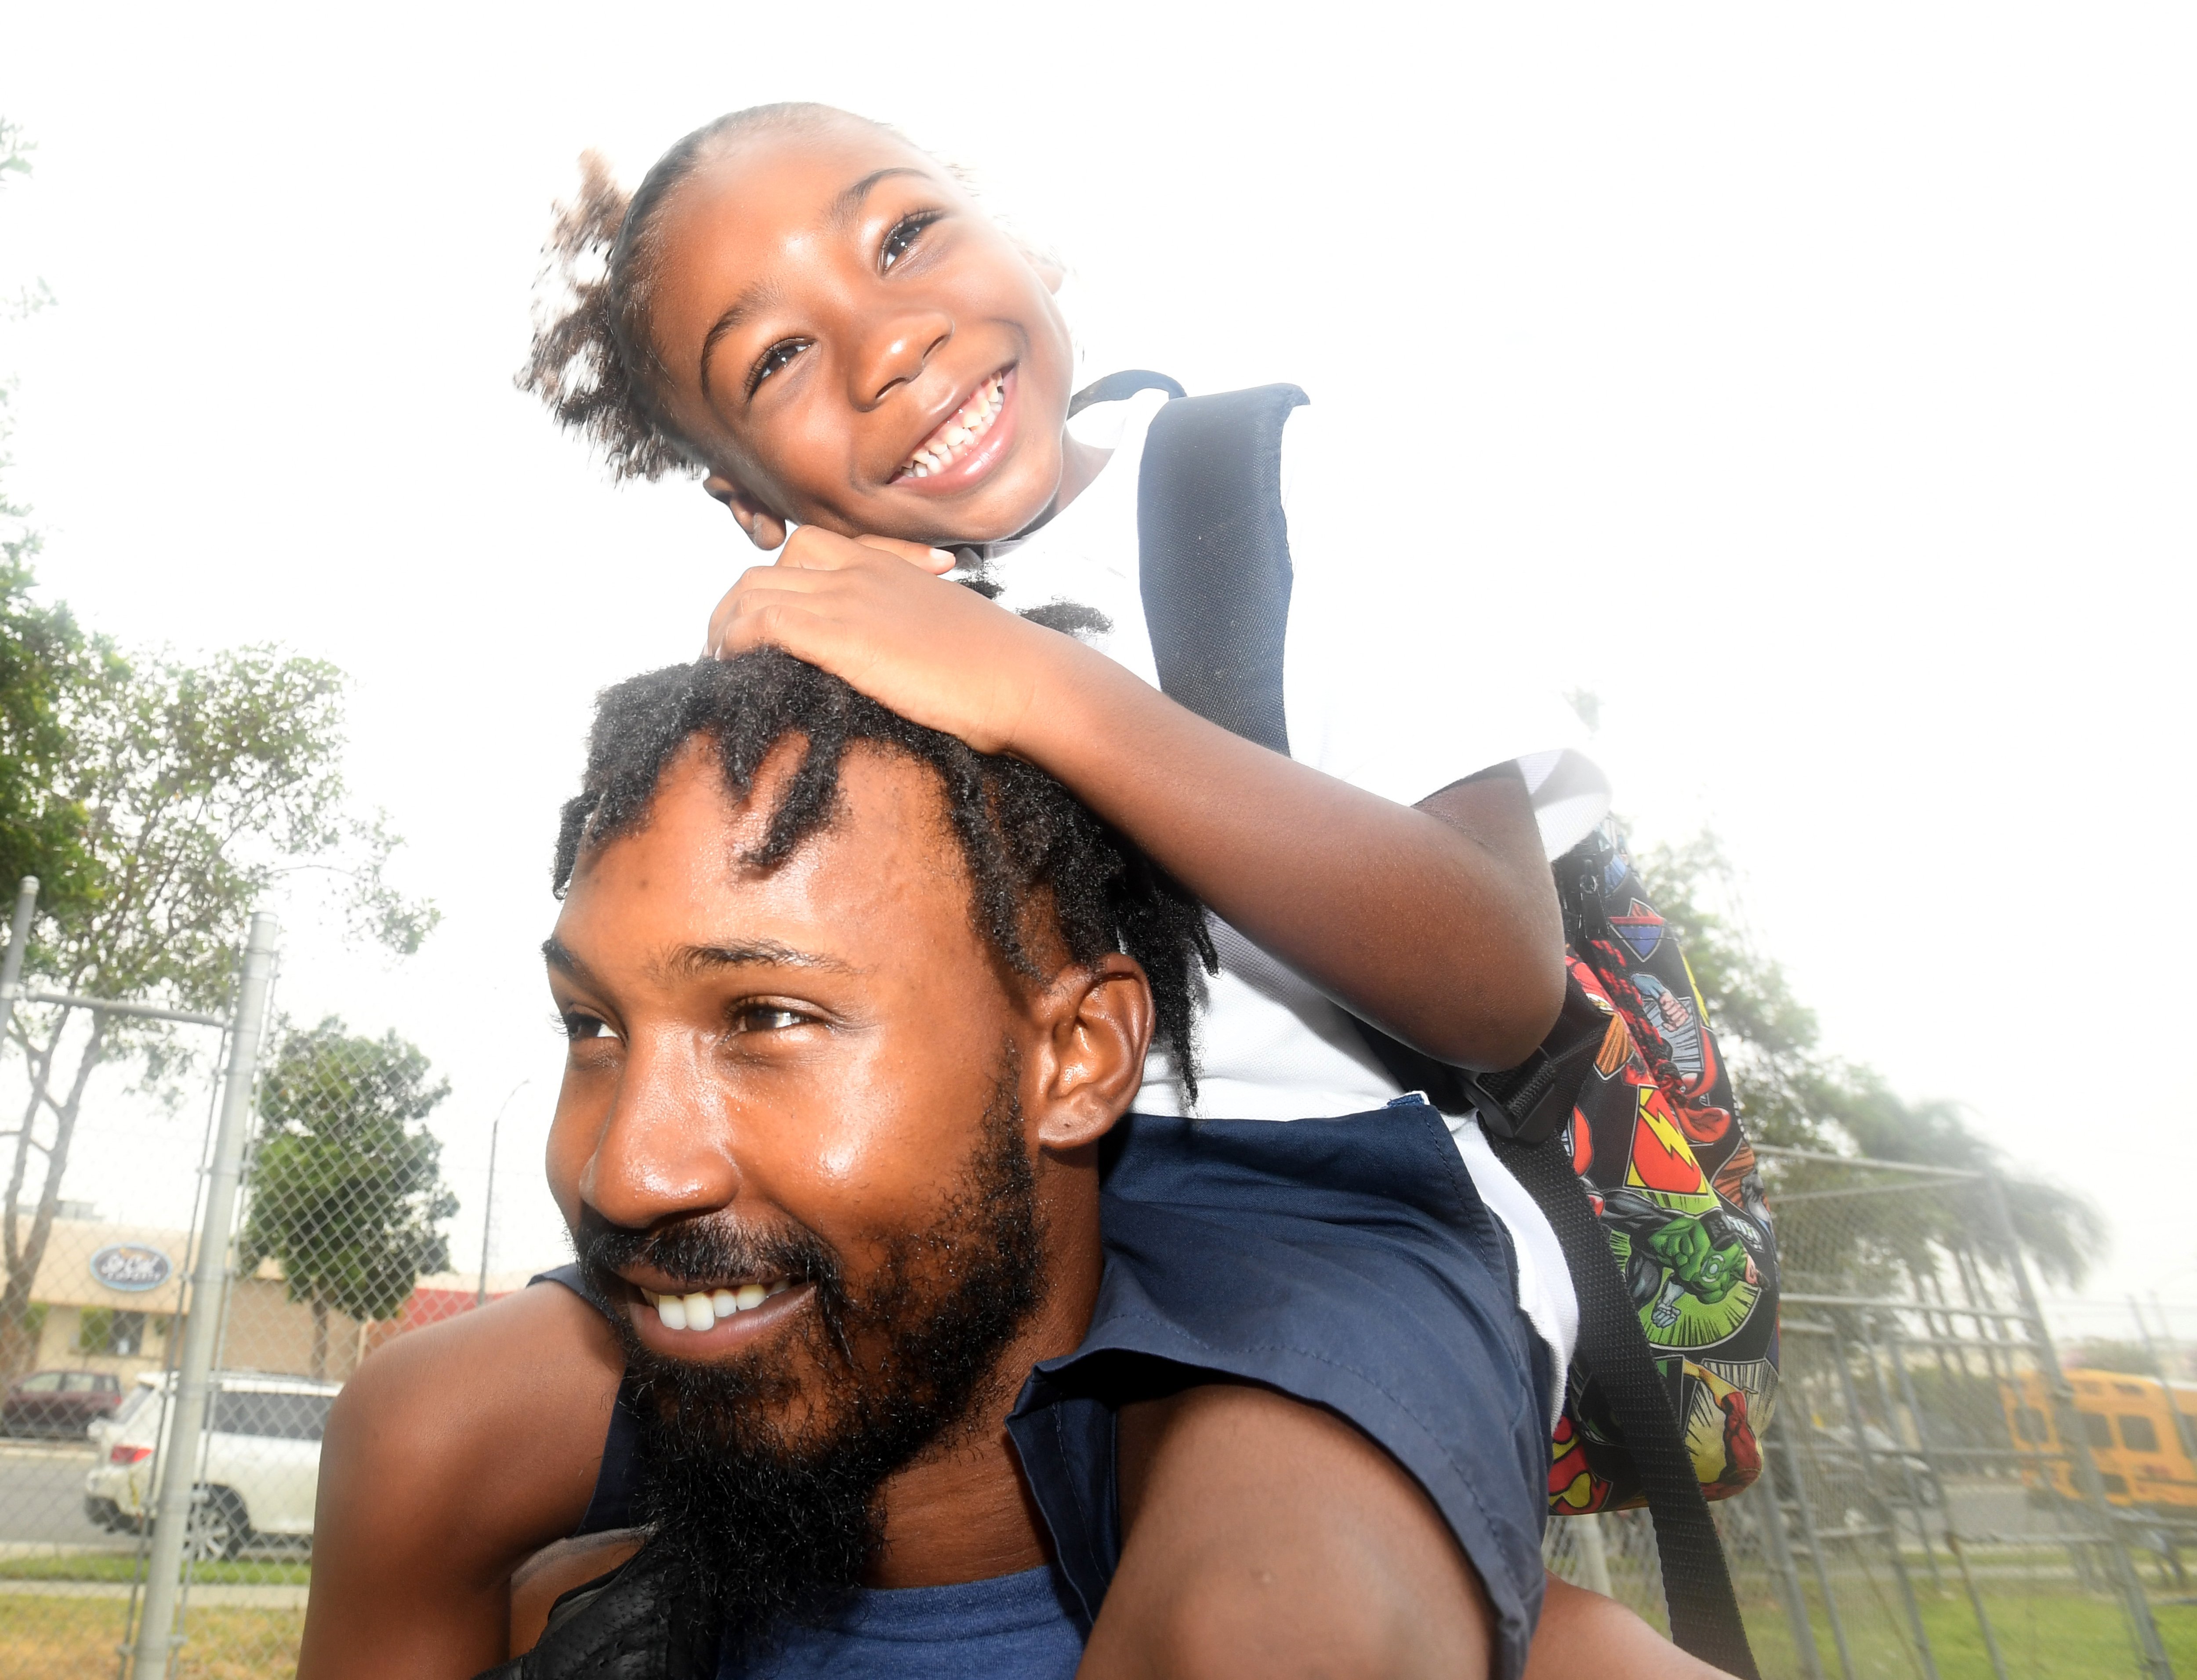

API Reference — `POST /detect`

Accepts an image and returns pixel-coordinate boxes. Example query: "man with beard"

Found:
[304,651,1726,1680]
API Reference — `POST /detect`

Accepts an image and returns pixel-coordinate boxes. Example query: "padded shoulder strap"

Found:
[1068,369,1186,417]
[1136,384,1309,757]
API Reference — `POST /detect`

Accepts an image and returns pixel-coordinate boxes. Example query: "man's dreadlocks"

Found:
[554,650,1215,1099]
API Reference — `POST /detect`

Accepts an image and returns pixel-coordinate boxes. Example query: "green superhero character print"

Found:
[1601,1188,1759,1336]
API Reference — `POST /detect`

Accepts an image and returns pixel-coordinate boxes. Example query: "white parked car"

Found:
[83,1371,340,1557]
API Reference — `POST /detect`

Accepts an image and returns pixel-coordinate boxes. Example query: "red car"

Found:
[2,1369,125,1438]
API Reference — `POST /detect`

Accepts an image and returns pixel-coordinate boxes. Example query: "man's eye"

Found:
[731,1005,810,1034]
[560,1011,616,1043]
[880,211,940,273]
[747,338,812,396]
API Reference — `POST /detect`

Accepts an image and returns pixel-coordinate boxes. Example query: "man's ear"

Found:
[702,473,788,552]
[1029,953,1152,1155]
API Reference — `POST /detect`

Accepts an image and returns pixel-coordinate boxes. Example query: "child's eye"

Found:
[880,211,942,274]
[747,338,812,396]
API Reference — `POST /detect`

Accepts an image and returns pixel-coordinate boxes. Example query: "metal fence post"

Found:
[127,912,279,1680]
[1752,1434,1827,1680]
[1570,1512,1616,1597]
[0,874,38,1043]
[1863,1315,1945,1590]
[1985,1168,2175,1680]
[1829,1322,1941,1680]
[1776,1421,1857,1680]
[1883,1314,2009,1680]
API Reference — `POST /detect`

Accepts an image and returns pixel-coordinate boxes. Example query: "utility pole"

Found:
[475,1079,529,1307]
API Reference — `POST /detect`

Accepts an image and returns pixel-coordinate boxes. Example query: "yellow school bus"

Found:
[2003,1368,2197,1510]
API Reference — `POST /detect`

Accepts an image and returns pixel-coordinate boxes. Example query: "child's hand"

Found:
[703,526,1070,756]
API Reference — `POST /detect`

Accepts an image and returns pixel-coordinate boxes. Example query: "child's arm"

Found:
[708,531,1565,1070]
[297,1284,625,1679]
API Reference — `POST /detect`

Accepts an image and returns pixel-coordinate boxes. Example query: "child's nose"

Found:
[851,308,953,409]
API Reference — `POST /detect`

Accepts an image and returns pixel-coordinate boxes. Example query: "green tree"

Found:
[0,404,109,911]
[0,121,99,912]
[241,1019,457,1378]
[1638,828,2106,1286]
[0,647,438,1376]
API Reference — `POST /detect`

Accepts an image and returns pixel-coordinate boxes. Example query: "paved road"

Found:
[0,1438,127,1548]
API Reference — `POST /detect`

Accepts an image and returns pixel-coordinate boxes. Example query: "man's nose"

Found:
[848,308,953,410]
[579,1032,739,1230]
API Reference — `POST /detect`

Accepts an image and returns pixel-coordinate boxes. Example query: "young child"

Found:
[304,103,1695,1680]
[531,94,1601,1373]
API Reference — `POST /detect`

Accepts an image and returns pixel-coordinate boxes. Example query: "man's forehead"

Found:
[551,740,971,975]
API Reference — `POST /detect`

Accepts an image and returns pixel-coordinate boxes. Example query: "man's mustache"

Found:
[575,1204,842,1299]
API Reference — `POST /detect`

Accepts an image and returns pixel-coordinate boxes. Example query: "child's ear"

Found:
[1029,254,1066,296]
[703,473,788,552]
[1029,954,1152,1155]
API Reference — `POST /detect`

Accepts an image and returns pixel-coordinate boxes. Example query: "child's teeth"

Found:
[902,375,1008,479]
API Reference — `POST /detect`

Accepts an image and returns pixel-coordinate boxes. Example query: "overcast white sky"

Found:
[2,4,2192,1335]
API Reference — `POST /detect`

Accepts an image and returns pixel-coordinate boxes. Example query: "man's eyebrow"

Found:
[674,938,857,978]
[541,936,593,982]
[830,166,930,229]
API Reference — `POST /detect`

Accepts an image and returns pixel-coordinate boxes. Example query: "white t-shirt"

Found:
[962,386,1609,1393]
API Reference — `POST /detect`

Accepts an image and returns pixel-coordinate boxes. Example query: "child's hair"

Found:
[519,103,893,483]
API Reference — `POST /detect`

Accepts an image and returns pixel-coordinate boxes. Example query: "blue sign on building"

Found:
[90,1244,174,1292]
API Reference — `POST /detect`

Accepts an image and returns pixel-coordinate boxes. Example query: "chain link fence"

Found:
[0,911,522,1679]
[1547,1147,2189,1678]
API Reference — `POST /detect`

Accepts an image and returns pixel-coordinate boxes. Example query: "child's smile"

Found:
[894,366,1011,486]
[640,118,1092,546]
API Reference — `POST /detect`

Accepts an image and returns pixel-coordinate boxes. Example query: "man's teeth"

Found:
[644,1281,790,1332]
[903,374,1006,479]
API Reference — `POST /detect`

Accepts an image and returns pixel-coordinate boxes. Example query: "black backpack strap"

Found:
[1068,369,1186,417]
[1491,1136,1761,1678]
[1136,384,1307,756]
[1132,375,1759,1679]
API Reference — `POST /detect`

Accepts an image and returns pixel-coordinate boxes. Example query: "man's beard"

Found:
[575,1071,1047,1660]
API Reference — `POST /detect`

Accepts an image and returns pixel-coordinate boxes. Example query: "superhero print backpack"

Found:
[1102,370,1772,1676]
[1544,819,1778,1517]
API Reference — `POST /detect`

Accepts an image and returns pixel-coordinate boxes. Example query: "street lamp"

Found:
[476,1079,531,1307]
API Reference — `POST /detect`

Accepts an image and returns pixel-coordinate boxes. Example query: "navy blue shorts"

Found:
[542,1098,1553,1680]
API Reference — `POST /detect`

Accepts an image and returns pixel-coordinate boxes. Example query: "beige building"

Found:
[12,1214,375,1384]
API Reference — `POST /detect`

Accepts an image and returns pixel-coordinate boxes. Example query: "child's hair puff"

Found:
[520,105,913,483]
[517,149,696,483]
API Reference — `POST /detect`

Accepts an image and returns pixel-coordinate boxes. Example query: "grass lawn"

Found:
[1740,1587,2197,1679]
[0,1595,302,1680]
[0,1553,311,1586]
